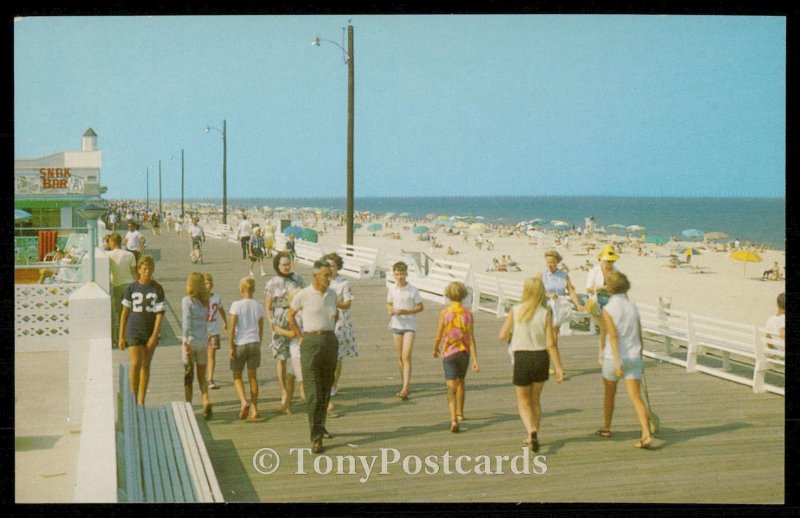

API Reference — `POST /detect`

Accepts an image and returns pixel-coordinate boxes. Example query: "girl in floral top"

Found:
[433,281,479,433]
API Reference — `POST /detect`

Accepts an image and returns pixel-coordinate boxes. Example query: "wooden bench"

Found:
[755,327,785,395]
[686,314,762,390]
[117,364,223,502]
[385,254,423,289]
[471,273,504,316]
[204,224,233,240]
[472,274,596,333]
[638,301,691,367]
[413,259,471,305]
[294,240,326,266]
[336,244,379,279]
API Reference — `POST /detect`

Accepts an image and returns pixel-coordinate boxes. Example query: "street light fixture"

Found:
[313,23,355,245]
[205,120,227,225]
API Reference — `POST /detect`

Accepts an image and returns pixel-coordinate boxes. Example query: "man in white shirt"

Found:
[189,217,205,247]
[106,233,138,342]
[124,221,145,262]
[288,260,338,454]
[236,214,253,260]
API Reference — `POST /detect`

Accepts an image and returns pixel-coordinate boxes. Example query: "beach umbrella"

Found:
[469,223,487,232]
[437,215,449,220]
[608,223,627,230]
[412,225,430,234]
[15,209,32,223]
[550,220,570,228]
[730,250,762,278]
[527,230,547,239]
[367,223,383,232]
[354,223,362,230]
[644,235,668,245]
[627,224,647,232]
[283,225,304,237]
[681,247,702,256]
[681,229,705,240]
[704,231,729,241]
[302,228,319,243]
[454,221,469,229]
[383,212,395,219]
[529,218,548,226]
[398,212,409,217]
[437,220,454,227]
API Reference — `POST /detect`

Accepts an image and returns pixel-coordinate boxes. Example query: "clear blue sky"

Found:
[14,15,785,199]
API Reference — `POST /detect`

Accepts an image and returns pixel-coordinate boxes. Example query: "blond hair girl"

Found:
[498,276,565,452]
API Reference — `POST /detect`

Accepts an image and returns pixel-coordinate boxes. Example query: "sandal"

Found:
[596,429,612,438]
[238,403,250,420]
[450,420,459,433]
[530,431,539,453]
[634,437,653,449]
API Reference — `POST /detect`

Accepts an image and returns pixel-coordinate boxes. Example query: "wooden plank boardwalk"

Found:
[111,228,784,503]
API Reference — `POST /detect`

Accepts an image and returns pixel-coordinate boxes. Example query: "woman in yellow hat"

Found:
[585,245,619,307]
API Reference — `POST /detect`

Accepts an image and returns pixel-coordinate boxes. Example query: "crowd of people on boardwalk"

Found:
[108,211,678,456]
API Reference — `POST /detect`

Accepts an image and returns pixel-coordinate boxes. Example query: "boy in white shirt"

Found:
[229,276,265,420]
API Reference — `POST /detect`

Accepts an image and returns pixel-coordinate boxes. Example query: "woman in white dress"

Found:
[324,253,358,396]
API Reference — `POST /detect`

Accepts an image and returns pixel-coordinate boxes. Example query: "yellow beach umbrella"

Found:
[730,250,762,278]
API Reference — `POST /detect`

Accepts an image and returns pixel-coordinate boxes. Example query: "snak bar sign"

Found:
[40,168,72,189]
[15,168,97,196]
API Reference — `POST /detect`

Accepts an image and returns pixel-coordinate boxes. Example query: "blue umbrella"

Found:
[644,235,668,245]
[302,228,319,243]
[283,225,304,237]
[412,225,430,234]
[354,223,362,230]
[15,209,32,222]
[682,229,705,239]
[367,223,383,232]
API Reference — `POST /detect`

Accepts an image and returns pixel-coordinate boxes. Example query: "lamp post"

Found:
[205,120,227,225]
[77,201,108,283]
[146,166,150,212]
[312,23,355,245]
[180,148,185,218]
[155,155,174,216]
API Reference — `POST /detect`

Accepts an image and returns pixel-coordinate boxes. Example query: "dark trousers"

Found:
[301,333,339,442]
[240,237,250,259]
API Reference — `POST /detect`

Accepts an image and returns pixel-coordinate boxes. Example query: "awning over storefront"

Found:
[15,196,92,208]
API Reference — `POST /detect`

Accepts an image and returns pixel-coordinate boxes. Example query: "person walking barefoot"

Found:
[386,262,423,400]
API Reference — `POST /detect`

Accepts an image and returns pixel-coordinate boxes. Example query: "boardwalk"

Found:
[110,229,784,503]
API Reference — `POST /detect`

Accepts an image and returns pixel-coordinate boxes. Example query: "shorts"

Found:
[392,328,415,335]
[183,348,208,386]
[208,335,221,350]
[512,350,550,386]
[126,339,148,348]
[230,342,261,372]
[602,357,643,381]
[443,350,470,380]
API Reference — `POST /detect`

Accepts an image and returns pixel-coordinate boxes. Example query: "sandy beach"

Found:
[165,203,785,329]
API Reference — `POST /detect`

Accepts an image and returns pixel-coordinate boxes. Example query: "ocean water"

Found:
[211,196,786,250]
